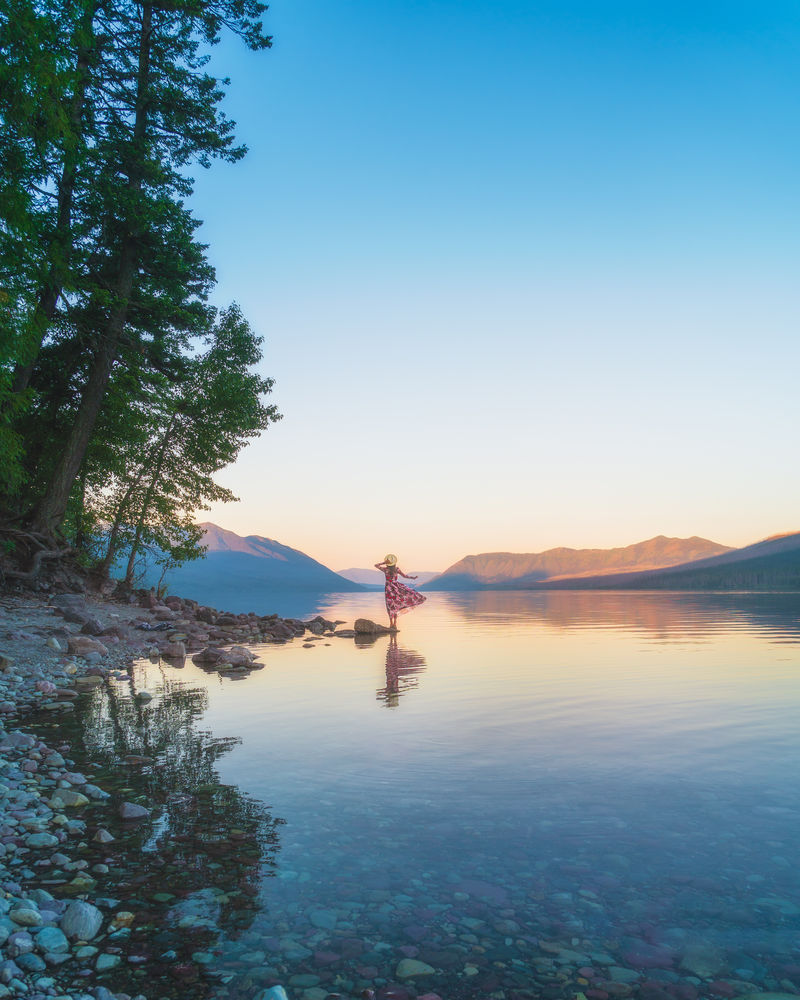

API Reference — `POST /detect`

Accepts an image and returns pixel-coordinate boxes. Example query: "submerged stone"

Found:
[396,958,436,978]
[289,973,321,987]
[680,944,725,979]
[253,988,290,1000]
[50,789,90,808]
[119,801,151,820]
[738,996,800,1000]
[309,908,338,930]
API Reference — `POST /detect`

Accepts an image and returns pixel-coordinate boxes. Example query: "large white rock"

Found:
[60,900,103,941]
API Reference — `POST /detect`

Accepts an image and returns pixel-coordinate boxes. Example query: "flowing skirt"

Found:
[385,578,426,617]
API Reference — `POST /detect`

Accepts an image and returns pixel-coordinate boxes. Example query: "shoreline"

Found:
[0,585,375,1000]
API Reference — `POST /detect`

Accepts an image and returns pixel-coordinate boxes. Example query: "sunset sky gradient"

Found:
[193,0,800,571]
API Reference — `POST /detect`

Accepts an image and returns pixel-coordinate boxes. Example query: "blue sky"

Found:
[193,0,800,570]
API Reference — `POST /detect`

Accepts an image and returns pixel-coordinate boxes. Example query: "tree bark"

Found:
[30,2,153,536]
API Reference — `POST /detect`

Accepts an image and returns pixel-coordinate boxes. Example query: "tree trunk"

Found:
[98,511,126,580]
[123,414,176,586]
[12,0,98,396]
[30,2,153,537]
[31,303,129,534]
[97,461,149,578]
[74,466,88,550]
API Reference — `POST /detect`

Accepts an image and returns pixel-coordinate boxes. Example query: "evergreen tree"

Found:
[0,0,103,489]
[31,0,271,534]
[0,0,278,580]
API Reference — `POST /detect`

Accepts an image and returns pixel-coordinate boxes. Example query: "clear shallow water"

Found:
[42,592,800,999]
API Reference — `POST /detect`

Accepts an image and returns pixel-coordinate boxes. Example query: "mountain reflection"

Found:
[376,636,427,707]
[68,664,284,996]
[442,590,800,640]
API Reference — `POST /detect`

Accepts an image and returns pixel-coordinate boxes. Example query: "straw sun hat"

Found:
[384,553,397,566]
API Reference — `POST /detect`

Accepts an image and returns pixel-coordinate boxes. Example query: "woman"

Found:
[375,553,426,630]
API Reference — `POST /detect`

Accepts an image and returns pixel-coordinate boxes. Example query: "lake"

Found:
[43,591,800,1000]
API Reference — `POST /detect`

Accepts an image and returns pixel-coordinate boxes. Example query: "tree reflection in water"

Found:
[376,635,427,707]
[68,660,284,997]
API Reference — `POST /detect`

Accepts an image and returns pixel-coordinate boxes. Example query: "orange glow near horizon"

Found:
[197,499,798,574]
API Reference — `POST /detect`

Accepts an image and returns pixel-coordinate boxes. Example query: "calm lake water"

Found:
[38,592,800,1000]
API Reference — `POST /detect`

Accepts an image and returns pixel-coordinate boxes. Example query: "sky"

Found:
[193,0,800,572]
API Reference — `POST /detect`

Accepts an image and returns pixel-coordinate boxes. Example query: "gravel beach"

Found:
[0,587,340,1000]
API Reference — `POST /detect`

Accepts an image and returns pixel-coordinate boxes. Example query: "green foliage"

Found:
[0,0,278,577]
[91,304,280,583]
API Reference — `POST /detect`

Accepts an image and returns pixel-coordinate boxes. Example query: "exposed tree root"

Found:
[0,526,75,584]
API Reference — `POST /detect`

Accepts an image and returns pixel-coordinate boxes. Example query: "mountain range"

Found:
[530,531,800,591]
[423,535,733,589]
[141,524,800,610]
[144,523,364,614]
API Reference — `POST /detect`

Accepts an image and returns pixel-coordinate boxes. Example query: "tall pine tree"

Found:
[1,0,278,580]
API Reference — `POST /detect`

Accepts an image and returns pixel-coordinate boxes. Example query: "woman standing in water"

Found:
[375,553,426,630]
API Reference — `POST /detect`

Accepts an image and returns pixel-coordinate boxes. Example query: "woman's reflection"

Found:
[377,635,427,707]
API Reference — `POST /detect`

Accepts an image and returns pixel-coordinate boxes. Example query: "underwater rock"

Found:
[680,944,726,979]
[396,958,436,978]
[119,801,151,821]
[309,908,338,930]
[253,988,290,1000]
[50,788,90,807]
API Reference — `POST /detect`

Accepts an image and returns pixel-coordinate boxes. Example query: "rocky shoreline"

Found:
[3,591,800,1000]
[0,586,376,1000]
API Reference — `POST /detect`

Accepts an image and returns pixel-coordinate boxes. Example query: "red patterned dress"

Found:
[383,568,426,617]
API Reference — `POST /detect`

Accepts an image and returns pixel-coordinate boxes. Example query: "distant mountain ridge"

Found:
[425,535,732,590]
[197,522,297,560]
[532,531,800,591]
